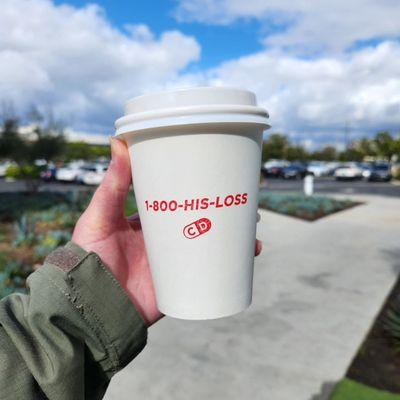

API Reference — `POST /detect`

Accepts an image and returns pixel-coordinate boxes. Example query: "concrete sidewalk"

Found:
[105,194,400,400]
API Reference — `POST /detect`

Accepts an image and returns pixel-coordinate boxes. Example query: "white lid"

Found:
[115,87,269,136]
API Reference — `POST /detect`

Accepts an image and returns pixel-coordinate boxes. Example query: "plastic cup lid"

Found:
[115,86,270,136]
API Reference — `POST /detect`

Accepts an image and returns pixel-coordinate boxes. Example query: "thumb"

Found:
[87,137,132,220]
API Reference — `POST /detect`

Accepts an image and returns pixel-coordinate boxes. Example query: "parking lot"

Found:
[1,176,400,198]
[263,176,400,197]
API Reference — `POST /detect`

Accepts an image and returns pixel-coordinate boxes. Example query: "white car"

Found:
[325,162,340,175]
[78,163,108,185]
[307,162,329,177]
[55,161,85,182]
[261,159,289,178]
[262,159,288,169]
[359,163,373,179]
[334,163,363,180]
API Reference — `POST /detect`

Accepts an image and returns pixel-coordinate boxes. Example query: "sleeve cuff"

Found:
[41,241,147,375]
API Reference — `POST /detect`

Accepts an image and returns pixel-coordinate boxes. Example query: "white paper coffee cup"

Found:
[115,87,269,319]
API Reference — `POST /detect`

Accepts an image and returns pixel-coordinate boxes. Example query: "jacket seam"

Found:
[89,252,147,327]
[67,270,120,373]
[88,252,146,364]
[44,270,118,373]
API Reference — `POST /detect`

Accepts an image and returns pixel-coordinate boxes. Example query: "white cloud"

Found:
[172,0,400,146]
[1,0,399,147]
[0,0,200,133]
[174,0,400,54]
[170,41,400,146]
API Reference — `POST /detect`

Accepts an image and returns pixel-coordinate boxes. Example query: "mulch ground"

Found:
[346,275,400,393]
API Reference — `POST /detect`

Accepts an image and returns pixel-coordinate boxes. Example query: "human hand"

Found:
[72,138,263,326]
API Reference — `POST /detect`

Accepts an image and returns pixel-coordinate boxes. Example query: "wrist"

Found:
[70,238,162,326]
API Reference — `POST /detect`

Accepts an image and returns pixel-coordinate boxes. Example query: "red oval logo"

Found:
[183,218,212,239]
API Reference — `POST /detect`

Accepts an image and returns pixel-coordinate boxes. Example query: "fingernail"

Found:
[109,136,116,159]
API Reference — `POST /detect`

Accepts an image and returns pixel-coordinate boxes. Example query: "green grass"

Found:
[331,379,400,400]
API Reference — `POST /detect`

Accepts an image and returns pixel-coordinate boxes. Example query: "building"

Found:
[19,124,109,146]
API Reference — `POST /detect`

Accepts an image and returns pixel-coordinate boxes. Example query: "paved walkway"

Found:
[105,194,400,400]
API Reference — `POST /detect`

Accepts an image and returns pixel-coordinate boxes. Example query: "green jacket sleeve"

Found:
[0,242,148,400]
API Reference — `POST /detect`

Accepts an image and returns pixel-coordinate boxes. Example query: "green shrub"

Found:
[258,192,355,220]
[6,164,42,180]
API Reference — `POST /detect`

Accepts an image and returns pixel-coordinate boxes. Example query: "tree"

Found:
[392,136,400,161]
[374,131,395,160]
[0,107,66,192]
[312,146,337,161]
[0,118,25,161]
[64,142,110,161]
[262,133,289,161]
[338,147,364,162]
[29,107,66,162]
[286,145,309,161]
[30,134,65,163]
[356,137,377,158]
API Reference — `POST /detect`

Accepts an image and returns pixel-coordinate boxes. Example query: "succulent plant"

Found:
[258,192,355,220]
[0,258,31,299]
[12,214,38,247]
[383,296,400,349]
[34,230,72,260]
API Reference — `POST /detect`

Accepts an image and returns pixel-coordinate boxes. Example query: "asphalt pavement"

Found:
[1,177,399,197]
[262,176,400,197]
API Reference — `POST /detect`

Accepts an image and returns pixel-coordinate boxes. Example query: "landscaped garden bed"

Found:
[258,191,361,221]
[0,190,361,298]
[0,191,137,298]
[329,272,400,399]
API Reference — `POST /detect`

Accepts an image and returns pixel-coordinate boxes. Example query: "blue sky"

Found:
[1,0,400,147]
[54,0,265,69]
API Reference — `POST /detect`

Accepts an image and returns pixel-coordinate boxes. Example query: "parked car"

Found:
[359,163,373,180]
[77,163,108,185]
[307,162,329,177]
[334,163,363,180]
[261,160,288,178]
[40,165,58,181]
[281,163,308,179]
[325,162,341,176]
[369,163,392,182]
[55,161,85,182]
